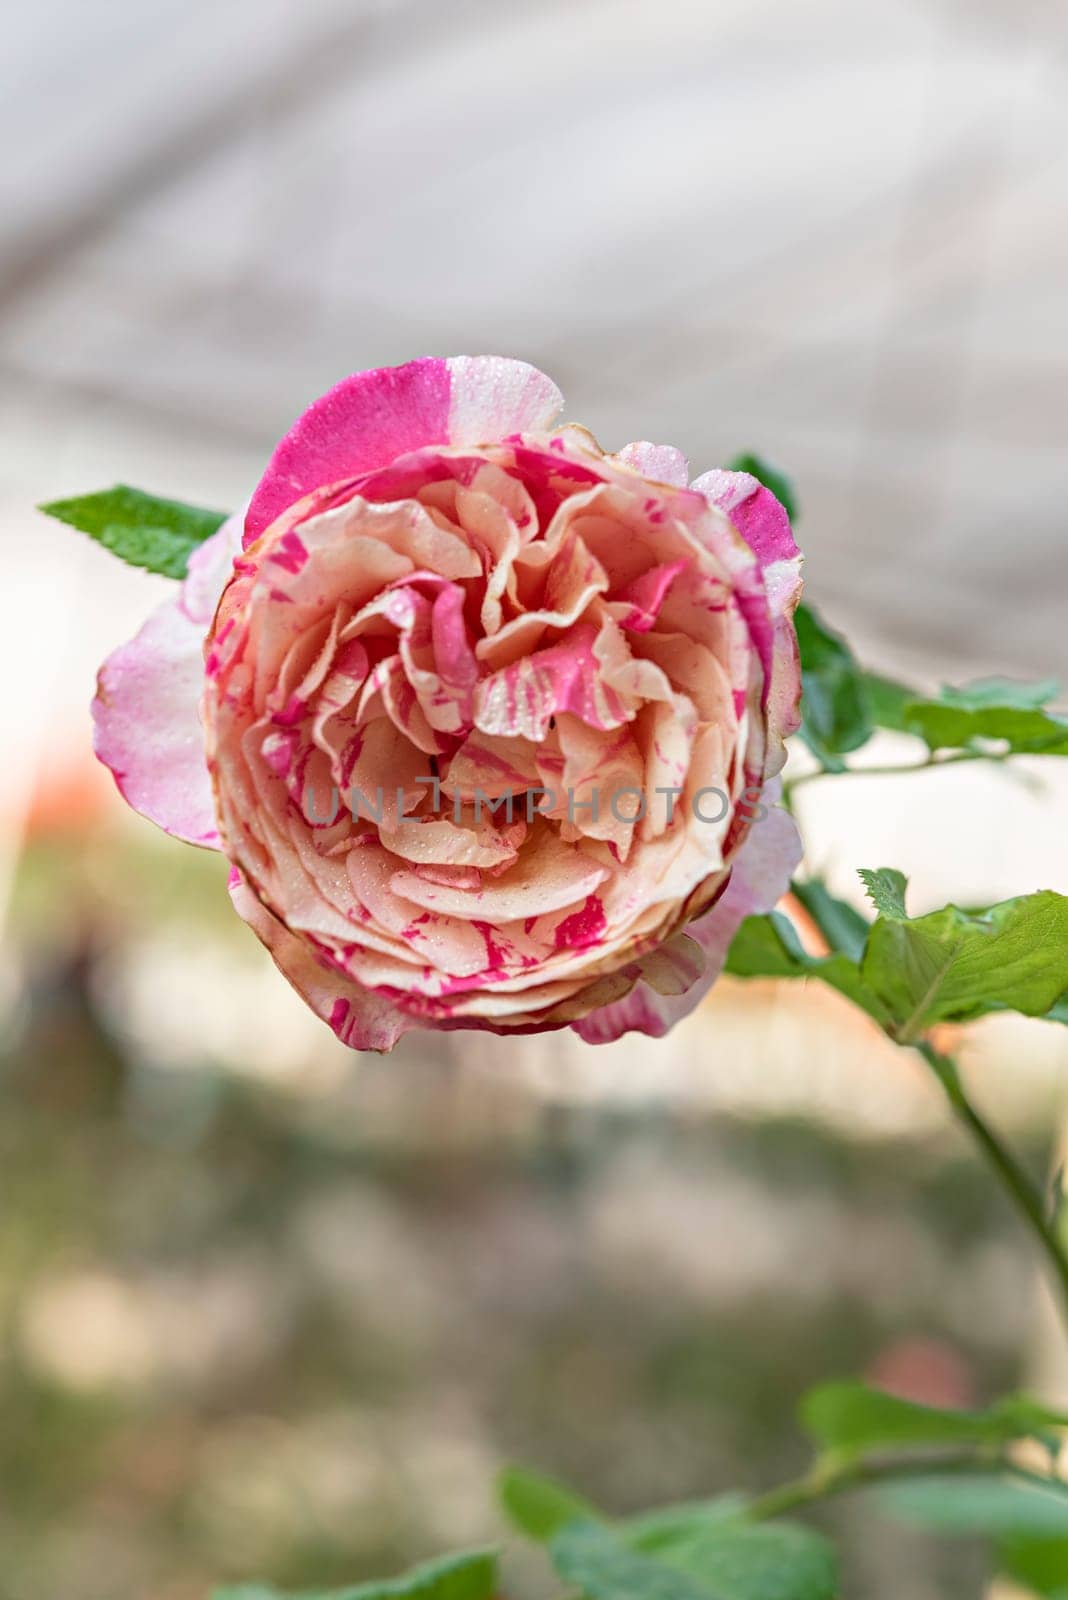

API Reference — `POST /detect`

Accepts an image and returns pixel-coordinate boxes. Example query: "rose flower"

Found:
[93,356,802,1049]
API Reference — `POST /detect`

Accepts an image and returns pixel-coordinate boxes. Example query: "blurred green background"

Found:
[2,819,1067,1600]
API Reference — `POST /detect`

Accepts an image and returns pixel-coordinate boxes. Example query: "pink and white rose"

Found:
[93,356,802,1050]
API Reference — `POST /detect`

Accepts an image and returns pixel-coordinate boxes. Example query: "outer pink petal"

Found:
[446,354,564,443]
[690,468,798,571]
[180,510,248,622]
[571,792,802,1045]
[691,468,804,777]
[91,514,243,847]
[245,355,563,543]
[229,870,417,1052]
[615,441,690,487]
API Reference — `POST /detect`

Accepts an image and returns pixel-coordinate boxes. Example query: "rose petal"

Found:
[446,354,564,443]
[571,791,801,1044]
[691,469,799,571]
[691,469,804,780]
[474,623,631,741]
[613,559,689,633]
[391,827,608,922]
[616,441,690,487]
[229,869,415,1052]
[245,356,563,542]
[92,514,243,847]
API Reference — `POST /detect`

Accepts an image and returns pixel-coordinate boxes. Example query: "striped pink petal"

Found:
[92,514,243,847]
[691,468,803,780]
[615,440,690,487]
[245,356,563,543]
[572,790,802,1044]
[229,870,415,1052]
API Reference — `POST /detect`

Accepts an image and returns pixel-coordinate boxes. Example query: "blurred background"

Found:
[3,2,1068,1597]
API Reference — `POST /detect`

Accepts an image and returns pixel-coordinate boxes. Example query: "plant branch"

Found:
[919,1044,1068,1329]
[745,1451,1063,1524]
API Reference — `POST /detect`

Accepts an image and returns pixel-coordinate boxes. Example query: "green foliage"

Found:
[860,667,1068,755]
[39,484,228,579]
[793,603,872,768]
[901,692,1068,756]
[548,1516,837,1600]
[728,873,1068,1046]
[210,1549,498,1600]
[859,873,1068,1037]
[999,1534,1068,1597]
[500,1469,838,1600]
[626,1517,837,1600]
[724,910,889,1025]
[787,593,1068,764]
[940,677,1062,712]
[725,453,799,523]
[856,867,908,921]
[903,675,1068,753]
[625,1499,747,1553]
[881,1475,1068,1537]
[787,878,869,961]
[497,1464,600,1540]
[550,1521,713,1600]
[801,1381,1068,1457]
[800,1389,1068,1590]
[858,672,916,733]
[1047,993,1068,1025]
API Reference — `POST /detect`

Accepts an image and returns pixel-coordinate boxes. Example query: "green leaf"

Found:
[859,878,1068,1037]
[793,603,873,768]
[881,1475,1068,1538]
[549,1517,836,1600]
[902,698,1068,756]
[498,1464,600,1541]
[857,867,909,921]
[500,1472,837,1600]
[636,1521,837,1600]
[731,878,1068,1042]
[999,1534,1068,1596]
[725,910,890,1026]
[39,484,229,579]
[624,1499,747,1553]
[939,677,1062,712]
[861,672,919,734]
[801,1381,1068,1458]
[551,1521,716,1600]
[725,453,799,523]
[883,676,1068,756]
[860,669,1068,755]
[788,879,869,962]
[210,1548,499,1600]
[805,639,1068,761]
[1046,993,1068,1026]
[861,670,1068,753]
